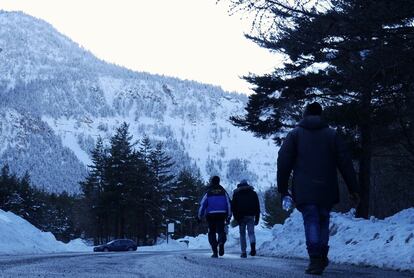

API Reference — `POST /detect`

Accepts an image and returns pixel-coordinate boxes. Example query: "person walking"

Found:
[277,102,359,275]
[232,179,260,258]
[197,176,232,258]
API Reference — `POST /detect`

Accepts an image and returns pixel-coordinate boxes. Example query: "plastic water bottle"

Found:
[282,195,294,211]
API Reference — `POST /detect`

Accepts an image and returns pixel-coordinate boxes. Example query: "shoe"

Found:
[211,245,218,258]
[249,243,256,256]
[218,243,225,256]
[240,252,247,258]
[305,256,324,275]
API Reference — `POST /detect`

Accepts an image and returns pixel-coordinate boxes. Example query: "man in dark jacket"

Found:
[198,176,232,258]
[277,102,359,275]
[232,179,260,258]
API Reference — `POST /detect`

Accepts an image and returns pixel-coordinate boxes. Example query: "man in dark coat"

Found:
[277,102,359,275]
[232,179,260,258]
[198,176,232,258]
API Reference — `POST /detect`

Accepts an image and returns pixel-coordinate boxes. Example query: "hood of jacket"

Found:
[298,116,328,130]
[234,184,254,194]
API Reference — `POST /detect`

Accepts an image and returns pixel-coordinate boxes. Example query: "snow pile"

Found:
[259,208,414,271]
[65,238,92,252]
[181,222,272,250]
[0,209,90,254]
[139,238,188,251]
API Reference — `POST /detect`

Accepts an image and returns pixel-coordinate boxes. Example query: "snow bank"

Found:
[0,209,90,254]
[259,208,414,271]
[180,222,272,250]
[65,238,92,252]
[138,238,188,251]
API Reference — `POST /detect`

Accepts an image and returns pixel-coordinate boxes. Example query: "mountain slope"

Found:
[0,11,276,193]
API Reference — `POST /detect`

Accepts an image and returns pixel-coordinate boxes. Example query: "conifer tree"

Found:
[263,186,290,228]
[149,142,175,233]
[104,122,137,238]
[80,136,107,242]
[228,0,414,218]
[169,169,205,237]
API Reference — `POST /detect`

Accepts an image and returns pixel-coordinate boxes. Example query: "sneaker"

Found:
[240,252,247,258]
[211,253,218,258]
[218,244,225,256]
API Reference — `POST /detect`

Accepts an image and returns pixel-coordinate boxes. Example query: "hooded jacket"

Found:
[277,116,358,207]
[232,183,260,221]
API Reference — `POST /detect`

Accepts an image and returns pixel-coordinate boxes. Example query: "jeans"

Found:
[206,213,227,250]
[297,204,331,256]
[238,216,256,253]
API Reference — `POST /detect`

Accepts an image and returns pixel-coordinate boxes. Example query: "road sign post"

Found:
[167,223,175,243]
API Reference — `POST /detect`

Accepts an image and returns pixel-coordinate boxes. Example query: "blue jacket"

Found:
[198,185,231,219]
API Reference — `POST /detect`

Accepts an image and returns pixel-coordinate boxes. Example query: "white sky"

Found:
[1,0,281,93]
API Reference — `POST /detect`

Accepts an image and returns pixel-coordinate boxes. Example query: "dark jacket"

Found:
[232,184,260,221]
[198,184,232,219]
[277,116,358,207]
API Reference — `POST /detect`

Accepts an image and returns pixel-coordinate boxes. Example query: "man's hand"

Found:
[225,217,231,225]
[196,217,202,224]
[349,192,360,206]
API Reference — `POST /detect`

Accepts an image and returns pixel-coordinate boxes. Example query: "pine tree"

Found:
[149,142,175,235]
[263,187,290,228]
[139,135,153,165]
[228,0,414,218]
[104,122,137,238]
[168,169,205,237]
[80,136,107,243]
[0,165,14,208]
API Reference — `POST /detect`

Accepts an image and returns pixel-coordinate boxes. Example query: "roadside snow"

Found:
[1,204,413,272]
[181,223,271,251]
[181,208,414,271]
[259,208,414,271]
[65,238,92,252]
[0,209,90,254]
[139,238,188,252]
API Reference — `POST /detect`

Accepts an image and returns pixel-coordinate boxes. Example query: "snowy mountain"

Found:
[0,11,276,193]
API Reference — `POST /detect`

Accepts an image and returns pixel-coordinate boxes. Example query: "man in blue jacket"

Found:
[277,102,359,275]
[198,176,231,258]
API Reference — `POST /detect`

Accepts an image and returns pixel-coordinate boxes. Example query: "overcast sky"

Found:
[1,0,281,93]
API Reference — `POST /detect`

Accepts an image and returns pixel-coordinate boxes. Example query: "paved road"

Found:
[0,250,411,277]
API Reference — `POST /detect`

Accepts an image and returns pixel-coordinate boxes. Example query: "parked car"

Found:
[93,239,137,252]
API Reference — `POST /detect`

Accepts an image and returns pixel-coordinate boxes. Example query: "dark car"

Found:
[93,239,137,252]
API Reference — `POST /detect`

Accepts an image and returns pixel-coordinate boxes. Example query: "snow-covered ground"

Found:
[180,223,271,251]
[0,209,90,254]
[138,238,189,252]
[181,208,414,271]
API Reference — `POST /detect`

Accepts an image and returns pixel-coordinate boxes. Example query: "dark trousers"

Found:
[298,204,331,257]
[206,213,227,251]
